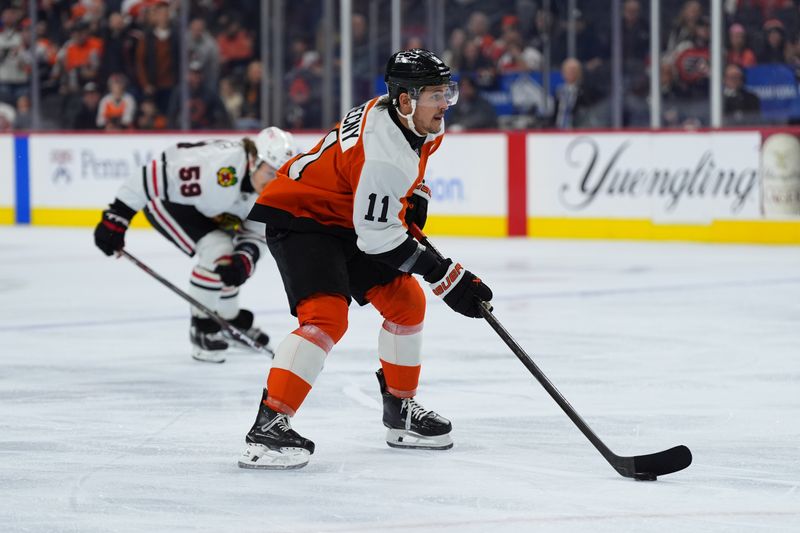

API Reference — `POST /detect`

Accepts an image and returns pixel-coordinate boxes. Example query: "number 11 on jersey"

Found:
[364,193,389,223]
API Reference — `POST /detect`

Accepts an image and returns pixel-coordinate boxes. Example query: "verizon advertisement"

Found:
[423,134,507,216]
[0,135,14,210]
[527,132,762,222]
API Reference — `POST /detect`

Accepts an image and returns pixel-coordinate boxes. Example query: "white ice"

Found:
[1,226,799,533]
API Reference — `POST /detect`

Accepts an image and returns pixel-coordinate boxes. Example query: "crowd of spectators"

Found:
[0,0,264,131]
[440,0,800,129]
[2,0,800,132]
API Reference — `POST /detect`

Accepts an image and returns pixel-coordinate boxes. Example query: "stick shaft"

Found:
[409,225,617,461]
[120,250,268,354]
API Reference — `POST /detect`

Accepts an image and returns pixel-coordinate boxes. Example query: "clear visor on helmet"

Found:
[253,156,278,177]
[408,81,459,108]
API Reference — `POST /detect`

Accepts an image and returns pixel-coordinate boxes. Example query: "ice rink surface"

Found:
[1,226,799,532]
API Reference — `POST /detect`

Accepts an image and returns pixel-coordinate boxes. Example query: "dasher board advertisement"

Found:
[527,132,762,222]
[423,134,507,216]
[761,132,800,218]
[27,133,321,209]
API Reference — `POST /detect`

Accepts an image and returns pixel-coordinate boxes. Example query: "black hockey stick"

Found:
[120,250,274,358]
[409,224,691,480]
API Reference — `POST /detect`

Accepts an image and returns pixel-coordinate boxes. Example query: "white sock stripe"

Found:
[378,327,422,368]
[188,270,222,315]
[271,333,327,386]
[295,324,335,353]
[221,287,239,299]
[382,320,424,336]
[191,267,223,288]
[217,286,239,320]
[190,281,221,291]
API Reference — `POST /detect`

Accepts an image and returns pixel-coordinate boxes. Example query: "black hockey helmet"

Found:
[385,49,456,105]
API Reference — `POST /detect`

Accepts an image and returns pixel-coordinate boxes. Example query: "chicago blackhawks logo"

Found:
[217,166,238,187]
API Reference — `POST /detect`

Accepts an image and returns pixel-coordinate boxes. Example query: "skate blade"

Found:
[385,428,453,450]
[238,444,310,470]
[191,348,226,364]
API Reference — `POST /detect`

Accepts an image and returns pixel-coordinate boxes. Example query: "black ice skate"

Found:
[225,309,272,353]
[190,316,228,363]
[238,389,315,470]
[376,369,453,450]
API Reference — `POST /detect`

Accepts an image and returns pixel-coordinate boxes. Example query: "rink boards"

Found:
[1,129,799,243]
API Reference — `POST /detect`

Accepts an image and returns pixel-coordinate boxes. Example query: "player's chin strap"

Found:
[396,99,445,137]
[396,99,424,136]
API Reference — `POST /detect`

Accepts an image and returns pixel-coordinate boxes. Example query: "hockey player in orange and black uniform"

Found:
[239,49,493,469]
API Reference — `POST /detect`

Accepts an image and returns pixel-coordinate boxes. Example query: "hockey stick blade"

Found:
[478,303,692,480]
[612,445,693,480]
[408,224,692,480]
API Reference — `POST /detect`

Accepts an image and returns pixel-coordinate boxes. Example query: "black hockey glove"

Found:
[404,182,431,230]
[423,259,493,318]
[214,243,259,287]
[94,200,135,256]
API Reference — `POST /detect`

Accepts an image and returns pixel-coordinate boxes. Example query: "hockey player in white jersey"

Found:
[94,128,297,363]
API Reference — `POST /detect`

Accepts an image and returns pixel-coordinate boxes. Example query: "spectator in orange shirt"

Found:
[465,11,494,56]
[97,73,136,130]
[216,16,253,77]
[32,20,58,68]
[53,21,103,94]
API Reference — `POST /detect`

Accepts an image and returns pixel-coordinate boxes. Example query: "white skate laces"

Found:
[260,413,292,434]
[402,398,431,430]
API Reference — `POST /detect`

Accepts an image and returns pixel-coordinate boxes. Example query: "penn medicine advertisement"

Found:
[27,133,321,210]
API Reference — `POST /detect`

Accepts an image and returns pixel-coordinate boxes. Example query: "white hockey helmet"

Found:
[254,127,296,170]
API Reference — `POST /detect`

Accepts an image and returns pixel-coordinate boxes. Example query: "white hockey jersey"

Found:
[116,140,256,220]
[251,97,444,259]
